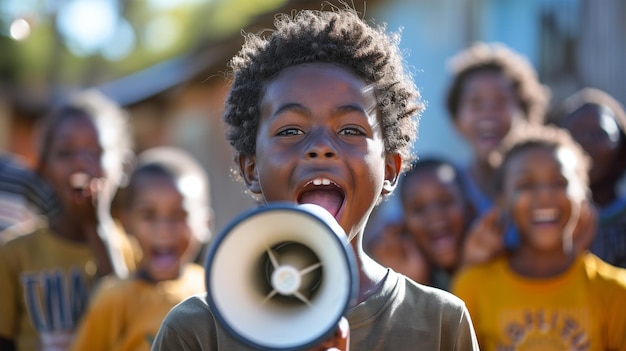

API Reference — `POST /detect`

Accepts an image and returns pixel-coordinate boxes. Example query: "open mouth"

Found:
[428,227,457,253]
[297,177,345,218]
[70,173,89,188]
[150,248,179,270]
[532,208,560,225]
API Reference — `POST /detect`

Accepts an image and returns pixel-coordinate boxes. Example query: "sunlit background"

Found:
[1,0,624,233]
[1,0,286,79]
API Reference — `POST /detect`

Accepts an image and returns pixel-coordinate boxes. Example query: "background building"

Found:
[1,0,624,234]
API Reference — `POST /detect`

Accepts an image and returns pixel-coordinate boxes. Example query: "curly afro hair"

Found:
[445,42,550,125]
[223,7,423,170]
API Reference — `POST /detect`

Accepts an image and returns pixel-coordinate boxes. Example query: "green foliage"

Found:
[1,0,289,89]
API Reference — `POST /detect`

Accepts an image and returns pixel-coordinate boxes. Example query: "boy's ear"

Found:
[238,153,262,194]
[382,153,402,194]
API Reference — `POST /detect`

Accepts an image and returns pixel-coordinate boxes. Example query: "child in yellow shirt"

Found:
[452,124,626,350]
[70,146,212,351]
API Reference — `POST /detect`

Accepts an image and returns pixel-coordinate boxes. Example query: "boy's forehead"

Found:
[269,63,368,89]
[261,63,377,115]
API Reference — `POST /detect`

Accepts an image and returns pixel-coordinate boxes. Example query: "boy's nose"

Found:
[305,129,338,159]
[533,183,560,202]
[71,150,99,169]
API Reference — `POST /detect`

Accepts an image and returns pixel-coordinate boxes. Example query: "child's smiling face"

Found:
[402,166,467,270]
[501,146,586,252]
[240,63,400,240]
[125,173,199,282]
[455,71,523,163]
[41,114,104,212]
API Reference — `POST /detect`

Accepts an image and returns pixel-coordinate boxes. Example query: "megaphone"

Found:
[205,203,358,350]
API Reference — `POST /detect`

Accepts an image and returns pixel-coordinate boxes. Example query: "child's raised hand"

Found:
[460,208,506,269]
[69,172,105,227]
[69,172,121,277]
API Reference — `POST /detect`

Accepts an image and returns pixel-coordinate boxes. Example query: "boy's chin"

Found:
[145,264,183,282]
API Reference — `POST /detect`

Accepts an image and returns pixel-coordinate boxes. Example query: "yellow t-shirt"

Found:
[0,224,137,351]
[70,264,205,351]
[451,252,626,351]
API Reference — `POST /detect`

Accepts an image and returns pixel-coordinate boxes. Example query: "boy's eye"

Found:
[339,126,365,136]
[494,97,512,110]
[171,210,189,222]
[408,202,426,214]
[515,180,534,190]
[463,97,482,110]
[55,149,73,158]
[138,209,157,221]
[554,179,569,189]
[277,128,304,136]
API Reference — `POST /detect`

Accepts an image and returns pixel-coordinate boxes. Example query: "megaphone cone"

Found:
[205,203,358,350]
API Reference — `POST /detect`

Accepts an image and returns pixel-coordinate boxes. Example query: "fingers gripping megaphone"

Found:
[205,203,358,350]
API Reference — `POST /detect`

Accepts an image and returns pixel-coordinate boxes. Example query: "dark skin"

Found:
[502,147,583,278]
[402,167,468,274]
[39,115,115,276]
[368,217,431,284]
[304,317,350,351]
[454,71,525,202]
[563,105,623,207]
[460,145,597,271]
[0,115,116,350]
[239,63,401,305]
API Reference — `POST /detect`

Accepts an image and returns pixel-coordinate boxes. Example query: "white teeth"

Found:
[312,178,332,186]
[70,173,90,189]
[533,208,558,223]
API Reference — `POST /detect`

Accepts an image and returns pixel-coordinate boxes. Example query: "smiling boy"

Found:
[152,7,478,351]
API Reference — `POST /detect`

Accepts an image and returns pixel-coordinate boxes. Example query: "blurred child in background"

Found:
[452,123,626,350]
[0,90,136,351]
[398,158,475,290]
[557,87,626,268]
[70,146,211,351]
[445,42,550,248]
[363,206,431,285]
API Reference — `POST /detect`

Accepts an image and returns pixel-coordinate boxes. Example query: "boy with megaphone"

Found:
[152,5,479,351]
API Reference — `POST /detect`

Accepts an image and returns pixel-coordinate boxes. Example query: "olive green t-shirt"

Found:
[151,269,478,350]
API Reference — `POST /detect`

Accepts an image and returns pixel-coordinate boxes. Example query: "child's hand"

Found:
[460,208,505,269]
[69,173,105,227]
[304,316,350,351]
[69,172,120,277]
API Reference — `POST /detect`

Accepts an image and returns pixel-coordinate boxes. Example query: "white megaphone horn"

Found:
[205,203,358,350]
